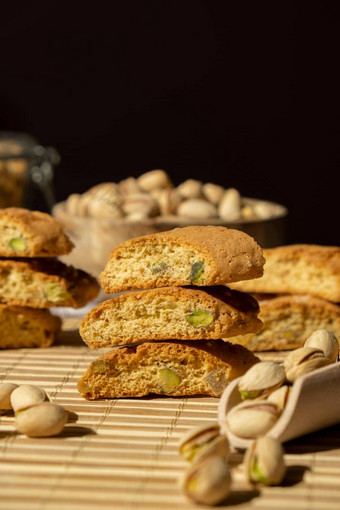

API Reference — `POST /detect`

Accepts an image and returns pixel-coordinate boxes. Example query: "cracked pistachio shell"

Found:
[226,400,280,439]
[178,423,229,463]
[0,382,19,410]
[238,361,286,400]
[284,347,332,383]
[181,454,231,505]
[244,436,286,486]
[10,384,50,413]
[304,329,339,363]
[267,385,290,412]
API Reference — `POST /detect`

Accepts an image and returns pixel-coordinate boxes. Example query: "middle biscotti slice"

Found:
[100,225,265,293]
[0,258,100,308]
[80,286,263,348]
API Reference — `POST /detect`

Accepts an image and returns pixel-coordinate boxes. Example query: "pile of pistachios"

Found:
[64,169,282,222]
[0,382,68,437]
[178,329,339,505]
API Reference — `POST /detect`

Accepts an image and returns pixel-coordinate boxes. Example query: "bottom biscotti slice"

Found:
[228,294,340,351]
[0,304,62,348]
[77,340,259,399]
[80,286,263,348]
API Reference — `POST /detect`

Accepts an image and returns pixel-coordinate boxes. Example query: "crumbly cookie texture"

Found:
[0,304,62,348]
[230,244,340,303]
[0,207,74,257]
[80,286,263,348]
[228,294,340,351]
[0,258,100,308]
[100,225,265,294]
[77,340,259,399]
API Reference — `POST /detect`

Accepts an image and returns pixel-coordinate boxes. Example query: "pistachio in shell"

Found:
[238,361,286,400]
[244,436,286,486]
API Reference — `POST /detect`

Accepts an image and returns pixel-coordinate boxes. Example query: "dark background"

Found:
[1,1,339,245]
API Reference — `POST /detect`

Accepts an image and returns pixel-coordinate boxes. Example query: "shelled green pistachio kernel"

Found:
[9,237,27,251]
[181,454,231,506]
[91,360,111,374]
[15,402,68,437]
[150,261,167,274]
[0,382,19,410]
[238,361,286,400]
[304,329,339,363]
[189,261,205,284]
[244,436,286,486]
[225,400,280,439]
[284,346,332,383]
[178,423,229,463]
[10,384,50,413]
[158,367,181,393]
[44,283,71,303]
[186,309,214,328]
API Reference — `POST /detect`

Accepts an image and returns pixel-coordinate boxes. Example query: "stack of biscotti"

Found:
[0,208,100,349]
[77,225,266,399]
[228,244,340,351]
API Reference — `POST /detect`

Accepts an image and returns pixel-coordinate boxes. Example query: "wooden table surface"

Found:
[1,316,340,510]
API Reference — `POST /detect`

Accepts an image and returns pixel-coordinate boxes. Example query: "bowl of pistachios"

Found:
[53,169,288,277]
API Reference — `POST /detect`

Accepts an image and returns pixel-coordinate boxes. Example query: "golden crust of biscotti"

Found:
[77,340,259,399]
[100,225,265,293]
[0,304,62,348]
[0,258,100,308]
[80,286,263,348]
[0,207,74,257]
[230,244,340,303]
[228,294,340,351]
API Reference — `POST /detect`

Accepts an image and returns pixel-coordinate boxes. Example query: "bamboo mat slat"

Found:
[1,316,340,510]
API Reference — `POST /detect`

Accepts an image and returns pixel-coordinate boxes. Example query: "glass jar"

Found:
[0,131,59,212]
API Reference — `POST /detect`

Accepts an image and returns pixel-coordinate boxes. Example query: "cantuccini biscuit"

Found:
[0,207,74,257]
[80,286,263,348]
[228,294,340,351]
[0,304,62,348]
[100,225,265,294]
[0,258,100,308]
[230,244,340,303]
[77,340,259,399]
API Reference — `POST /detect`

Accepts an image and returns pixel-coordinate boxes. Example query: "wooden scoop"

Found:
[218,362,340,450]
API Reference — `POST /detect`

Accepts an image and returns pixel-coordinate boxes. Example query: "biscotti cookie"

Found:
[100,225,265,293]
[77,340,259,399]
[230,244,340,303]
[0,304,62,348]
[0,258,100,308]
[228,294,340,351]
[0,207,74,257]
[80,286,263,348]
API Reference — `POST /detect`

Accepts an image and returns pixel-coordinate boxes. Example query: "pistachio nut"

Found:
[225,400,280,439]
[267,385,290,412]
[189,261,205,284]
[244,436,286,485]
[9,237,27,252]
[177,198,217,219]
[180,454,231,505]
[119,176,142,196]
[44,283,71,303]
[10,384,50,413]
[0,382,19,410]
[178,423,229,463]
[304,329,339,363]
[158,368,181,393]
[284,346,332,383]
[202,182,225,205]
[15,402,68,437]
[65,193,82,215]
[122,193,159,218]
[137,169,172,191]
[177,179,203,199]
[151,188,182,215]
[218,188,242,221]
[238,361,286,400]
[186,309,214,328]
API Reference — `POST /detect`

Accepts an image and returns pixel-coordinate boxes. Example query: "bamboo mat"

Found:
[1,317,340,510]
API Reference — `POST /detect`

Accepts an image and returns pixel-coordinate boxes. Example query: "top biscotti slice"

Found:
[0,258,100,308]
[230,244,340,303]
[80,286,263,348]
[100,226,265,293]
[0,207,74,257]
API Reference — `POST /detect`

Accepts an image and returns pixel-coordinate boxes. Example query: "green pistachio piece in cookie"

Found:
[91,360,111,374]
[186,309,214,328]
[189,261,205,283]
[9,237,27,252]
[44,283,71,303]
[158,368,181,393]
[150,261,167,274]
